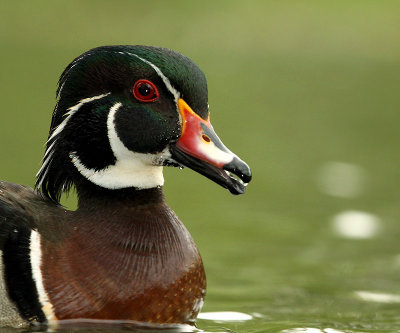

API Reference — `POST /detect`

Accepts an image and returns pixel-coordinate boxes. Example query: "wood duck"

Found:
[0,46,251,329]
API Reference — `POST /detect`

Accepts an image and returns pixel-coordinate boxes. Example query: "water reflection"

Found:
[316,162,366,198]
[197,311,253,322]
[27,320,199,333]
[281,329,346,333]
[354,290,400,303]
[2,313,254,333]
[332,210,380,239]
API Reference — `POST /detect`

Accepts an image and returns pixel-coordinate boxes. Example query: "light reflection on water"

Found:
[48,313,254,333]
[2,305,399,333]
[281,329,346,333]
[197,311,253,322]
[332,210,381,239]
[354,291,400,303]
[316,162,366,199]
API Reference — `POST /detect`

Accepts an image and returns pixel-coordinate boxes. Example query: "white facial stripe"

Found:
[117,51,180,102]
[48,93,111,142]
[70,102,169,189]
[43,140,57,160]
[30,230,57,322]
[36,93,111,187]
[36,149,54,180]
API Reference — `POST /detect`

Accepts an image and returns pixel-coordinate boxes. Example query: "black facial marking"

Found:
[3,227,47,325]
[114,102,179,154]
[61,101,116,170]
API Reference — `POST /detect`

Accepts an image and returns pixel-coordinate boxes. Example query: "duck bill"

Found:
[169,98,252,195]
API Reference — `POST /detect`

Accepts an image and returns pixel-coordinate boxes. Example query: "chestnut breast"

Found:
[40,198,206,324]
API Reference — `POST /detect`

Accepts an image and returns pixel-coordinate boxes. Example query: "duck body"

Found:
[0,184,205,328]
[0,46,251,328]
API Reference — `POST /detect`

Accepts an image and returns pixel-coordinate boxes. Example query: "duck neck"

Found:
[76,181,165,212]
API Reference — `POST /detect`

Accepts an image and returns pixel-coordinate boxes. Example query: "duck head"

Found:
[36,46,252,202]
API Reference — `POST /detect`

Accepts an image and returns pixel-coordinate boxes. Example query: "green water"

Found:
[1,1,400,332]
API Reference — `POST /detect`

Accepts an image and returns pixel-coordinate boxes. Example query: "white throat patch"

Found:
[70,102,169,189]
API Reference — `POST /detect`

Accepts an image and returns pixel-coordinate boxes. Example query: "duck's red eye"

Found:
[132,79,159,102]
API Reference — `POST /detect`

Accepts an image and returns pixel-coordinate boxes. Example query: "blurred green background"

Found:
[1,1,400,332]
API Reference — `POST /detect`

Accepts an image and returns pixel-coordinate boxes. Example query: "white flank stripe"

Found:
[70,102,168,189]
[30,230,57,321]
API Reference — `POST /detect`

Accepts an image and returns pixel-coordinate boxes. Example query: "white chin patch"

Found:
[70,102,169,190]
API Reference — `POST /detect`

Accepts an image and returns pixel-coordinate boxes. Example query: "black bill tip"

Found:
[224,157,252,184]
[169,147,252,195]
[222,157,252,195]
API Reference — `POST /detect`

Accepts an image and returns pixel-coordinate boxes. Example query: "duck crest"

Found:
[0,45,251,328]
